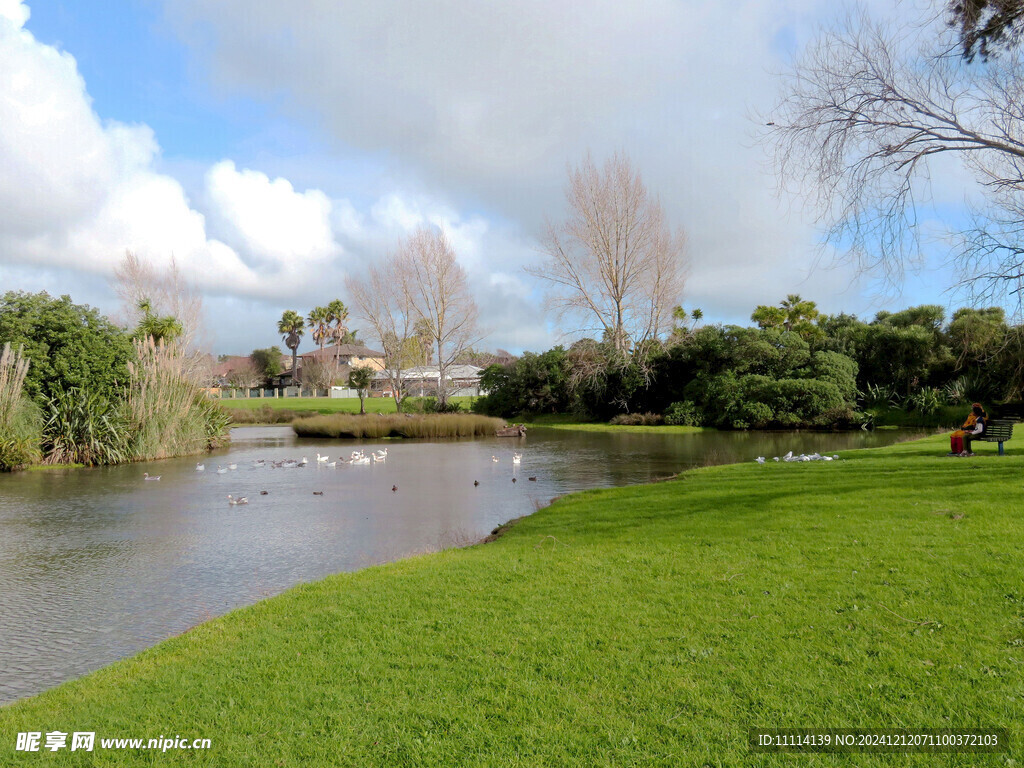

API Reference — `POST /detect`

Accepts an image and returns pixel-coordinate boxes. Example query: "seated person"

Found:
[960,405,987,456]
[950,402,987,455]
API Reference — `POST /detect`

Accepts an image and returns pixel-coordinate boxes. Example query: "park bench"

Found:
[978,419,1015,455]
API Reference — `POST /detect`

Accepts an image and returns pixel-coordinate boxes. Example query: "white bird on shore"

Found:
[773,457,780,462]
[755,456,766,464]
[227,495,248,506]
[143,472,160,481]
[783,451,793,461]
[195,463,205,472]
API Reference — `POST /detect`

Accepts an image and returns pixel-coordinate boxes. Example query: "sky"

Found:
[0,0,978,356]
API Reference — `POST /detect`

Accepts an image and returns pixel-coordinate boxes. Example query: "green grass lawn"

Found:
[1,435,1021,765]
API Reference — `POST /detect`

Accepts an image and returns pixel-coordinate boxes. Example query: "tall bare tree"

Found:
[527,153,686,356]
[766,9,1024,304]
[347,258,416,412]
[112,251,207,352]
[394,228,480,407]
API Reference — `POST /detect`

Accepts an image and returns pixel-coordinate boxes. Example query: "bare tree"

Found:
[394,228,481,408]
[301,356,341,393]
[225,359,263,390]
[112,251,208,352]
[766,9,1024,303]
[527,153,687,356]
[347,258,416,412]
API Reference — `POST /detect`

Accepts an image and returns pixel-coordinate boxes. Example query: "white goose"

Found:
[195,463,205,472]
[216,466,228,474]
[316,453,330,463]
[227,463,237,470]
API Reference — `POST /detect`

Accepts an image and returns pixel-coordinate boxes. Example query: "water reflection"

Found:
[0,425,926,703]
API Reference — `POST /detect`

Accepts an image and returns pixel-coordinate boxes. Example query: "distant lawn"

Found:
[219,396,477,416]
[524,413,705,434]
[1,433,1020,765]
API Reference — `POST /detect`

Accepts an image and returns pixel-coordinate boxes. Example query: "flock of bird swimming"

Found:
[755,451,840,464]
[143,448,534,506]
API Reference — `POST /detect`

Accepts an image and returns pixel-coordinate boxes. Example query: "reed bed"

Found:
[292,413,506,439]
[228,405,302,424]
[124,338,231,460]
[0,343,42,470]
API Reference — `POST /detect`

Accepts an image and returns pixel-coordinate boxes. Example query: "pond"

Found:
[0,425,928,704]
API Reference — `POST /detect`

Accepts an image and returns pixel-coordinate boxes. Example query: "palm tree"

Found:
[135,299,183,345]
[307,306,330,350]
[348,366,374,414]
[278,310,305,384]
[325,299,349,346]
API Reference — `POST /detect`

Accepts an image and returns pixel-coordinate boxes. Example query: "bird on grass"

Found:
[755,457,766,464]
[227,495,248,505]
[144,472,161,481]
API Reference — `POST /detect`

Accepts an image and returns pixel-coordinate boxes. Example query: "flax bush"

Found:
[42,388,129,466]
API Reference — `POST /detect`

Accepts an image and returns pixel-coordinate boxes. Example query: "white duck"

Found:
[227,463,237,470]
[143,472,161,481]
[316,453,330,463]
[216,466,228,474]
[195,463,205,472]
[227,495,248,506]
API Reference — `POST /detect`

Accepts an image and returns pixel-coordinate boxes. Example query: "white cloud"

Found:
[0,0,29,28]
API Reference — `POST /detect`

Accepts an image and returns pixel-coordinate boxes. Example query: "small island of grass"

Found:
[292,412,506,439]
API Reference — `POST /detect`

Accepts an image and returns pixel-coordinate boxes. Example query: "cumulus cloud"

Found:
[160,0,887,324]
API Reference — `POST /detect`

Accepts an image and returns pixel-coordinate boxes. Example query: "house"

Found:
[275,343,387,387]
[371,364,484,397]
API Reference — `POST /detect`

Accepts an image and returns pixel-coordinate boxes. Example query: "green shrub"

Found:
[0,397,42,470]
[906,386,944,415]
[0,342,42,470]
[0,291,134,403]
[664,400,703,426]
[42,388,129,466]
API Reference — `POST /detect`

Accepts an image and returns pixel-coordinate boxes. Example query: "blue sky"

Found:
[0,0,1008,356]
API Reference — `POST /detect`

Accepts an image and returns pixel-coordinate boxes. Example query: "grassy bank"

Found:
[1,434,1021,765]
[525,415,705,435]
[292,413,505,439]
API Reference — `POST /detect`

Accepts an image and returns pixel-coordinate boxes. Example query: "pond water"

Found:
[0,425,928,704]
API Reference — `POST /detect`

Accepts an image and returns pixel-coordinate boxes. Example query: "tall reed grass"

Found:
[0,343,42,470]
[292,413,505,439]
[124,337,231,460]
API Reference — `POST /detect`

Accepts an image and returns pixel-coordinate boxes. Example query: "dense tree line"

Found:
[476,298,1024,429]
